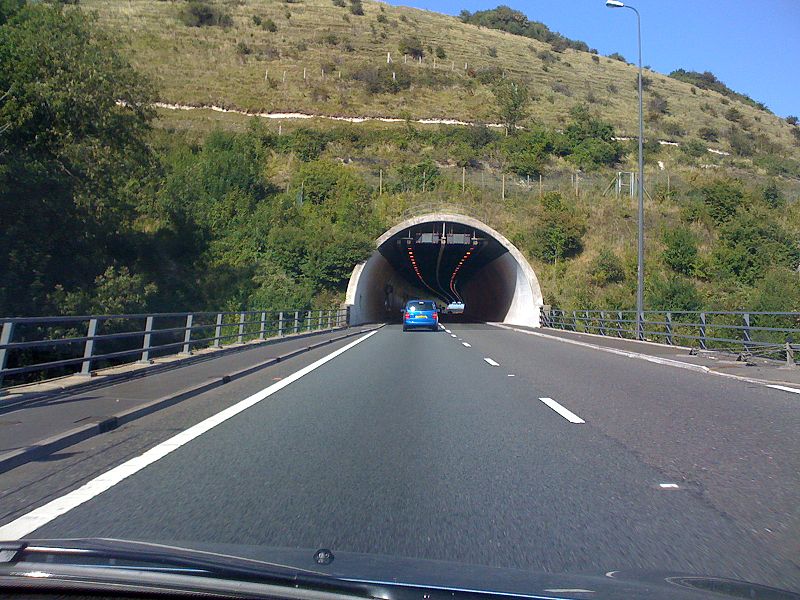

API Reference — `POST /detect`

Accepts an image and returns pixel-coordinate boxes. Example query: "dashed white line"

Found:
[450,334,457,338]
[507,374,515,377]
[484,358,500,367]
[767,384,800,395]
[0,330,380,540]
[538,397,585,424]
[659,483,680,489]
[462,342,471,347]
[445,329,452,334]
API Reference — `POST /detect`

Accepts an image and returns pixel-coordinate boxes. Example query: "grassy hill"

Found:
[83,0,798,158]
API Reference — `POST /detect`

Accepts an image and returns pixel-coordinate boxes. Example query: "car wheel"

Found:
[402,325,407,332]
[431,325,438,332]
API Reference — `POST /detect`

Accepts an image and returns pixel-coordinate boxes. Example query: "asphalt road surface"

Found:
[1,324,798,591]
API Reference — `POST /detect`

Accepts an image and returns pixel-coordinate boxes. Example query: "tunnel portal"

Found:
[345,214,543,327]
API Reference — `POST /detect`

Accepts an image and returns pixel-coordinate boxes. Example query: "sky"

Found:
[399,0,799,118]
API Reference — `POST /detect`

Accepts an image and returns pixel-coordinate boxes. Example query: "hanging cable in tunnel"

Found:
[449,244,476,303]
[406,244,449,304]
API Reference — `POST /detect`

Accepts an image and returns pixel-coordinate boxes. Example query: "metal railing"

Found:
[540,308,800,365]
[0,307,348,388]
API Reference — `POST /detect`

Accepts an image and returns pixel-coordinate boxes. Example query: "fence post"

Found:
[294,310,300,334]
[140,316,154,363]
[306,311,312,332]
[181,313,193,355]
[617,311,623,338]
[599,311,606,336]
[584,310,590,334]
[278,311,284,337]
[318,309,323,330]
[742,313,751,351]
[699,312,707,350]
[259,311,267,340]
[637,311,644,341]
[786,339,796,368]
[237,312,245,344]
[79,318,99,375]
[572,310,578,332]
[666,312,673,345]
[0,321,15,388]
[213,313,223,348]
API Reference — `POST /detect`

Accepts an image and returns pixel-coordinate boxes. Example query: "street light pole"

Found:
[607,0,645,340]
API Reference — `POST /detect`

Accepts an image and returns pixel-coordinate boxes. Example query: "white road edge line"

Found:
[0,330,380,540]
[539,397,585,424]
[484,358,500,366]
[462,342,471,348]
[767,384,800,395]
[489,323,800,393]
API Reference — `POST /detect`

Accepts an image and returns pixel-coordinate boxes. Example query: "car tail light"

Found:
[404,312,411,319]
[433,312,438,320]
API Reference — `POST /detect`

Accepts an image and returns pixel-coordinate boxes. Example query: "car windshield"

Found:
[1,0,799,597]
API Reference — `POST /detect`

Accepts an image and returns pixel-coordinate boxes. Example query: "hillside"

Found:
[83,0,799,160]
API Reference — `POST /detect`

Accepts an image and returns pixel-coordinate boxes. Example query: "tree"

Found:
[492,79,529,134]
[662,227,697,276]
[529,193,586,263]
[646,275,703,311]
[0,3,156,315]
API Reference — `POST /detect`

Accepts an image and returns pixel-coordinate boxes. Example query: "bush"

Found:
[762,182,783,208]
[724,107,743,122]
[435,45,446,59]
[699,179,745,224]
[662,227,697,275]
[728,128,754,156]
[698,126,719,142]
[551,81,572,96]
[568,138,620,170]
[332,0,345,6]
[376,13,387,23]
[786,115,799,126]
[530,193,586,263]
[660,120,686,138]
[589,249,625,286]
[648,95,668,116]
[263,17,277,32]
[282,128,327,161]
[392,160,441,192]
[750,268,800,312]
[349,0,364,16]
[681,138,707,158]
[235,41,251,55]
[351,65,411,94]
[179,1,232,27]
[399,35,423,59]
[608,52,626,62]
[754,155,800,178]
[487,46,497,57]
[252,15,261,26]
[647,275,702,311]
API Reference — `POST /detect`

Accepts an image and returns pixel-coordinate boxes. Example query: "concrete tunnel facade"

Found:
[345,213,543,327]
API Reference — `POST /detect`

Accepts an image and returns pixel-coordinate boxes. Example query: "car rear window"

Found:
[407,301,436,311]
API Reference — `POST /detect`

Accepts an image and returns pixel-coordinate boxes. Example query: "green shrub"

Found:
[529,193,586,263]
[332,0,345,6]
[487,46,497,57]
[724,107,743,122]
[698,179,745,224]
[608,52,626,62]
[589,249,625,286]
[392,160,441,192]
[263,17,277,32]
[568,138,620,170]
[750,268,800,312]
[681,138,707,158]
[399,35,424,58]
[662,227,697,275]
[762,182,784,208]
[646,275,703,311]
[179,1,232,27]
[349,0,364,16]
[754,154,800,178]
[376,13,387,23]
[235,41,251,56]
[698,126,719,142]
[727,128,755,156]
[435,45,446,59]
[351,65,411,94]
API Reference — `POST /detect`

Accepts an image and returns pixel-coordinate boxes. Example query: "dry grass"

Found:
[84,0,798,158]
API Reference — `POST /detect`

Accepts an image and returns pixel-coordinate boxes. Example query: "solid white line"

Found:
[767,384,800,395]
[462,342,471,348]
[539,397,585,424]
[484,358,500,366]
[0,330,380,540]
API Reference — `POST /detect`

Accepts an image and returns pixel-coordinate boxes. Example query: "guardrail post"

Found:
[139,316,154,363]
[0,321,15,388]
[617,311,623,338]
[294,311,300,334]
[742,313,751,351]
[584,310,590,333]
[599,311,606,336]
[787,339,796,369]
[213,313,223,348]
[318,309,323,330]
[278,312,284,337]
[699,312,707,350]
[665,312,673,345]
[258,311,267,340]
[181,313,193,355]
[237,312,245,344]
[572,310,577,332]
[637,311,644,341]
[306,311,312,332]
[79,318,99,375]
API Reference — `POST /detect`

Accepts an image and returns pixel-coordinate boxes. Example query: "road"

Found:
[1,324,799,591]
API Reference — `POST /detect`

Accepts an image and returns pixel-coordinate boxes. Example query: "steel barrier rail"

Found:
[540,308,800,365]
[0,308,349,388]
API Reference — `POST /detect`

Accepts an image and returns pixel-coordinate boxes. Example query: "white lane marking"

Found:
[0,330,380,540]
[445,329,451,333]
[659,483,680,489]
[462,342,471,348]
[539,397,585,424]
[450,334,457,338]
[483,358,500,367]
[507,374,515,377]
[767,384,800,395]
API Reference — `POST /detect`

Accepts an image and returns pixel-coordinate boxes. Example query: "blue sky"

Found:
[397,0,799,118]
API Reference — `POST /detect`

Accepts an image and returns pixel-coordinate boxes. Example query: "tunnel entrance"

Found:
[345,213,543,327]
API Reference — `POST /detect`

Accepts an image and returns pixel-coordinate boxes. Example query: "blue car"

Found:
[402,299,439,332]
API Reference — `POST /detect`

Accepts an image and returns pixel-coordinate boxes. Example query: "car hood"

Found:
[3,538,797,600]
